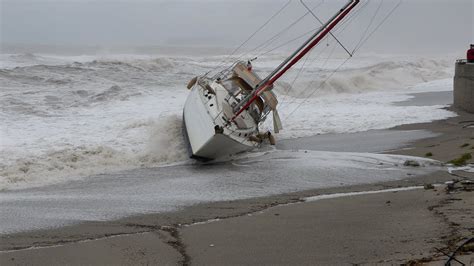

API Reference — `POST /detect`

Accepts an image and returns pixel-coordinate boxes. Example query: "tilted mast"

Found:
[231,0,360,122]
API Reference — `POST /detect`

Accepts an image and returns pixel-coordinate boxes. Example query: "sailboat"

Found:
[183,0,360,160]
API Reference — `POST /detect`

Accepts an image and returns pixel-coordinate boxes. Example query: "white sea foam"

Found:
[448,164,474,174]
[275,57,453,96]
[0,53,457,190]
[273,79,456,139]
[0,115,190,190]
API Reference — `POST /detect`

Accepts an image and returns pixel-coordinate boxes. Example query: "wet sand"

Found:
[1,232,181,265]
[181,187,472,265]
[389,107,474,163]
[1,92,474,265]
[1,174,465,266]
[2,172,471,265]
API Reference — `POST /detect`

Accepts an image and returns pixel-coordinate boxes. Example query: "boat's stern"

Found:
[183,79,259,160]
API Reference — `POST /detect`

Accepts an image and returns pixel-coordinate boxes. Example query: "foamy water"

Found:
[0,52,456,190]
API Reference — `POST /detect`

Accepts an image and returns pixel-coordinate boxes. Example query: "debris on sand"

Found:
[460,180,474,191]
[406,256,433,265]
[424,184,435,190]
[445,179,474,192]
[445,181,456,191]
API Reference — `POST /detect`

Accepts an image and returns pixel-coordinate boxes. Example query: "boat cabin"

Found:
[219,61,279,124]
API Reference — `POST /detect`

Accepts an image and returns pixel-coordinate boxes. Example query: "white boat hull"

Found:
[183,84,256,160]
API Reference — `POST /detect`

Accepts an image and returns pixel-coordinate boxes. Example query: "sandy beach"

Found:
[1,177,472,265]
[1,94,473,265]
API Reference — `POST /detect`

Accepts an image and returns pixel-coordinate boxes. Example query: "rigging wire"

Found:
[250,0,325,56]
[216,0,363,77]
[280,38,338,112]
[279,1,368,108]
[257,26,321,58]
[352,0,384,54]
[211,0,326,80]
[258,0,368,59]
[332,0,371,37]
[228,0,326,66]
[281,16,370,117]
[276,46,313,109]
[276,1,370,111]
[281,0,403,121]
[210,0,292,73]
[253,0,357,117]
[284,56,351,120]
[299,0,352,57]
[352,0,403,54]
[277,36,334,109]
[288,51,312,94]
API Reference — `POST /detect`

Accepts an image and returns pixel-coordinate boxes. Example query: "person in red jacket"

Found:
[468,44,474,63]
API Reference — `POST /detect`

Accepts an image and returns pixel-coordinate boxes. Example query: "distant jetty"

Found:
[454,44,474,112]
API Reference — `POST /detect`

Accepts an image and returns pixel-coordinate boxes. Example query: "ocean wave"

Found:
[0,53,456,190]
[67,57,179,73]
[0,115,189,190]
[1,55,453,98]
[10,52,39,61]
[0,57,185,114]
[275,58,453,97]
[90,85,131,102]
[1,56,181,73]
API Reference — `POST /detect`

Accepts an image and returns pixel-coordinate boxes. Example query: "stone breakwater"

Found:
[454,61,474,113]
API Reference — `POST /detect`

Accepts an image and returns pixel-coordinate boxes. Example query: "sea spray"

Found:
[138,115,188,165]
[0,115,189,190]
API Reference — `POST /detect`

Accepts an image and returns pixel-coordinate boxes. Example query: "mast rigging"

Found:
[230,0,360,123]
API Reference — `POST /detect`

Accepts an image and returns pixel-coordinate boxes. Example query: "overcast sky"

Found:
[1,0,473,54]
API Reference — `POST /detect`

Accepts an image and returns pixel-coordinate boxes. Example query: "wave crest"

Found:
[276,58,452,97]
[0,115,189,190]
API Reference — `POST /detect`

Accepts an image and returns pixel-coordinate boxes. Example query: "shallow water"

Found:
[0,149,442,234]
[395,91,453,107]
[278,129,437,153]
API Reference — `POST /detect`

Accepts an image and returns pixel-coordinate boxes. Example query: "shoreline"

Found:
[2,169,471,265]
[2,105,474,264]
[0,172,462,265]
[0,170,455,248]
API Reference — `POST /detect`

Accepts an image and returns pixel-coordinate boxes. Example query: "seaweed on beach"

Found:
[448,153,472,166]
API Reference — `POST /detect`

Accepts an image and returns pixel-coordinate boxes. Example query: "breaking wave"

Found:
[0,115,189,190]
[0,57,197,115]
[275,58,453,97]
